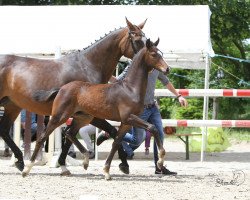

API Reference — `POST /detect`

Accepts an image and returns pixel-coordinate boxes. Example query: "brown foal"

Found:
[22,38,169,180]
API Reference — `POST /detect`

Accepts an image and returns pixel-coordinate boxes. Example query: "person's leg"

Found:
[79,125,95,152]
[79,125,95,159]
[145,130,151,155]
[149,106,176,175]
[122,109,150,157]
[129,128,146,151]
[122,128,146,158]
[30,123,38,142]
[148,107,164,168]
[122,128,135,158]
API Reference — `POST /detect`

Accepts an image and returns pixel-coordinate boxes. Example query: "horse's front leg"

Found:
[0,105,23,171]
[22,128,50,177]
[127,114,165,170]
[103,124,131,180]
[22,116,68,177]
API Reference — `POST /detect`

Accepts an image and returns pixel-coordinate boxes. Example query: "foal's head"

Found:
[120,17,147,58]
[144,38,170,74]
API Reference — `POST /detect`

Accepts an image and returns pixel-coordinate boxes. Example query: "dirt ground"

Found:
[0,138,249,200]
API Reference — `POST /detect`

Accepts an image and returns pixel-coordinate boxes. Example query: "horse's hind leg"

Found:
[91,118,129,174]
[0,104,23,171]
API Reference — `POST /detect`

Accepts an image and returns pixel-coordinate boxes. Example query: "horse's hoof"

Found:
[119,163,129,174]
[22,171,28,178]
[15,160,24,172]
[60,170,71,176]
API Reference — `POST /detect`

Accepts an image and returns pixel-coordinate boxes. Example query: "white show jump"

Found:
[162,119,250,128]
[155,89,250,97]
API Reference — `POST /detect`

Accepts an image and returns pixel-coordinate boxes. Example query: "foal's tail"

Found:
[33,88,59,102]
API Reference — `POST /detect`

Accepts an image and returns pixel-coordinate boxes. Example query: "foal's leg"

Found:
[127,114,165,169]
[0,104,23,171]
[103,124,131,180]
[91,118,129,173]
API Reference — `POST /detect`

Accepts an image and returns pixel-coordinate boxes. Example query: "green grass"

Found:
[226,129,250,141]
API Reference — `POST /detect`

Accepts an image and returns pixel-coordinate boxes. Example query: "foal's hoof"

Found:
[22,171,28,178]
[119,163,130,174]
[15,160,24,172]
[157,160,163,170]
[83,163,89,170]
[82,153,89,170]
[105,174,112,181]
[60,170,71,176]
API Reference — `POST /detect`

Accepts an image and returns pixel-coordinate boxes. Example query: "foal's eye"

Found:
[151,52,157,57]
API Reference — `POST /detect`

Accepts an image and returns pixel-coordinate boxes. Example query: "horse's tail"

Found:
[33,88,59,102]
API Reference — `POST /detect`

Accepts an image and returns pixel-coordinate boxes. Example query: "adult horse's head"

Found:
[120,17,147,58]
[145,38,170,74]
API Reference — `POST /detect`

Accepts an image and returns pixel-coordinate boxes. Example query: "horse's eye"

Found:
[130,31,145,38]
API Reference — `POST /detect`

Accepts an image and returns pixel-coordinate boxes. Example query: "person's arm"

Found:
[109,60,132,83]
[158,72,188,107]
[165,82,188,107]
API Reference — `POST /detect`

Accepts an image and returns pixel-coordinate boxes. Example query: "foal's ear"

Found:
[154,38,160,46]
[138,18,147,29]
[125,17,136,31]
[146,38,152,49]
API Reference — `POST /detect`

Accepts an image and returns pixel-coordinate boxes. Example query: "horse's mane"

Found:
[64,27,124,55]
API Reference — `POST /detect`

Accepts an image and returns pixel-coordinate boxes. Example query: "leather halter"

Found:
[128,30,146,54]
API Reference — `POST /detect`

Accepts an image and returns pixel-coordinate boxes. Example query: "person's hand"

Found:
[178,96,188,107]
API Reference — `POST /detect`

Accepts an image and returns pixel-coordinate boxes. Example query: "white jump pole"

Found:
[161,119,250,128]
[154,89,250,97]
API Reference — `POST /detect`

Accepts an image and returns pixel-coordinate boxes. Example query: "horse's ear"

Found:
[138,18,147,29]
[125,17,136,31]
[146,38,152,49]
[154,38,160,46]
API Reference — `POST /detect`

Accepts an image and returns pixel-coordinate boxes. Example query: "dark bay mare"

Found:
[22,39,169,180]
[0,18,147,172]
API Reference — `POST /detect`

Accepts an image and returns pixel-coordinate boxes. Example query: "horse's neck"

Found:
[80,30,125,83]
[123,53,149,100]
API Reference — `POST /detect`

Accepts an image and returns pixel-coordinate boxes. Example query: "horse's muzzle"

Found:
[163,66,171,75]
